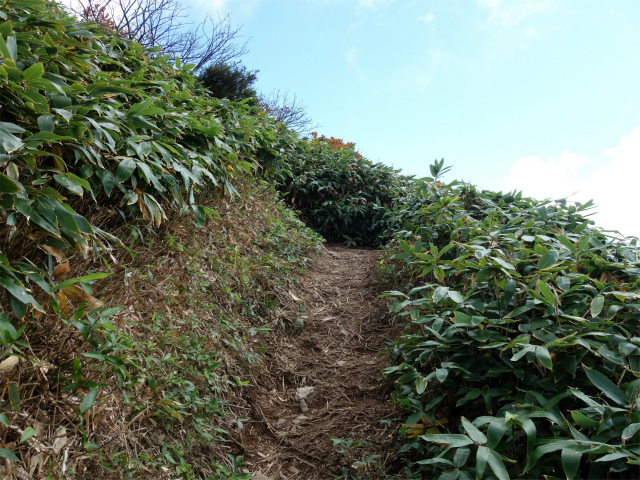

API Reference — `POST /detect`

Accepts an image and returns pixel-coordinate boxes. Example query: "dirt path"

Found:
[240,245,400,480]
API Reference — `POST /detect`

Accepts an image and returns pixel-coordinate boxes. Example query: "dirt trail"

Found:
[240,245,400,480]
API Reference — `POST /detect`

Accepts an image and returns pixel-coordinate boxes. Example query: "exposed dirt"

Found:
[238,245,402,480]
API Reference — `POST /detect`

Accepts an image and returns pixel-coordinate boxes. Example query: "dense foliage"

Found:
[0,0,295,320]
[281,134,408,246]
[198,62,259,103]
[382,162,640,479]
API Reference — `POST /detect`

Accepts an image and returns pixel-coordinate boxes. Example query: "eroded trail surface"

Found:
[241,245,399,479]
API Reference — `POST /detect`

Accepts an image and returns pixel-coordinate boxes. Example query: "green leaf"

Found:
[556,276,571,291]
[116,158,137,183]
[584,367,627,406]
[453,448,470,467]
[37,114,56,132]
[53,272,110,291]
[537,279,557,306]
[535,346,553,370]
[126,97,157,117]
[570,410,599,429]
[486,449,509,480]
[22,62,44,81]
[24,131,75,145]
[0,125,24,152]
[192,205,205,227]
[461,417,486,445]
[537,250,559,270]
[621,423,640,440]
[79,388,98,414]
[435,368,448,382]
[54,174,83,195]
[8,383,19,411]
[20,426,36,442]
[0,173,22,193]
[476,445,489,479]
[557,235,578,255]
[492,257,515,271]
[561,448,582,480]
[449,290,464,303]
[0,447,18,462]
[590,296,605,318]
[419,434,474,447]
[486,421,508,449]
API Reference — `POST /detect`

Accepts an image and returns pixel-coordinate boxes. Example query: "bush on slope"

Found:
[382,162,640,479]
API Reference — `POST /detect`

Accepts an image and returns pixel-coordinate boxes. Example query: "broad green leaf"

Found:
[486,421,508,449]
[37,114,56,132]
[52,272,110,291]
[536,346,553,370]
[420,434,474,447]
[0,447,18,462]
[486,449,509,480]
[0,173,22,193]
[503,278,516,307]
[476,445,489,479]
[23,62,44,81]
[54,174,83,195]
[448,290,464,303]
[20,426,36,442]
[461,417,486,445]
[435,368,448,382]
[556,276,571,291]
[453,448,470,467]
[557,235,578,255]
[537,279,557,306]
[561,448,582,480]
[24,131,75,145]
[116,158,137,182]
[584,367,627,406]
[492,257,515,270]
[570,410,599,429]
[0,125,24,152]
[8,383,19,411]
[537,249,559,270]
[591,296,605,317]
[192,205,205,227]
[621,423,640,440]
[437,470,460,480]
[79,388,98,414]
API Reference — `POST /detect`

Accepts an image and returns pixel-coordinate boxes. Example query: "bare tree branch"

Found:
[67,0,248,72]
[260,90,319,135]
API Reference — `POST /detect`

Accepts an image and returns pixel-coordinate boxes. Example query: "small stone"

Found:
[294,386,314,401]
[274,418,287,430]
[336,360,346,366]
[252,475,271,480]
[293,415,308,425]
[293,317,304,328]
[299,398,308,413]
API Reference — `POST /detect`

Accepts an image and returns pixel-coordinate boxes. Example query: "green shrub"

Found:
[383,162,640,479]
[282,134,408,246]
[0,0,296,318]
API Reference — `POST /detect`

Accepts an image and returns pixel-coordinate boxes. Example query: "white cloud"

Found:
[358,0,396,11]
[502,126,640,238]
[504,150,590,200]
[418,13,436,23]
[477,0,552,26]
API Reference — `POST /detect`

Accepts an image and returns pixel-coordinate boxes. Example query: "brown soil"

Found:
[238,244,402,480]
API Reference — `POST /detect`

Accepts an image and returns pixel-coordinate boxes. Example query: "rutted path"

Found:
[239,245,400,479]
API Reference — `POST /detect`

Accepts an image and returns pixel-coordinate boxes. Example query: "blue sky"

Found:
[196,0,640,235]
[73,0,640,236]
